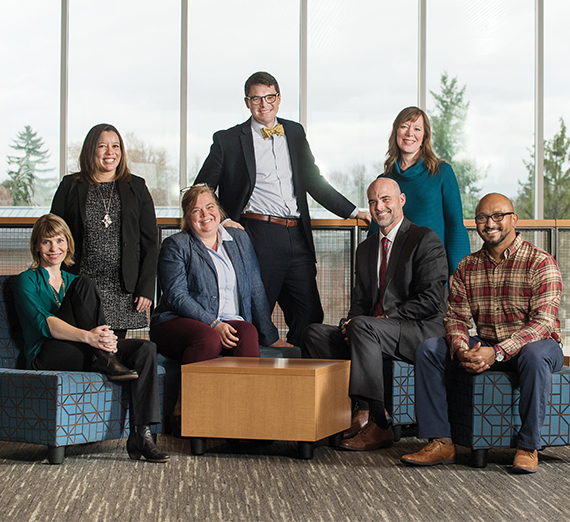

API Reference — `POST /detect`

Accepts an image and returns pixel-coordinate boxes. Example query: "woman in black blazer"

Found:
[51,123,159,338]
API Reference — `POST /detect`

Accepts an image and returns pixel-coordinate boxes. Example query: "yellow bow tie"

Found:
[261,124,284,140]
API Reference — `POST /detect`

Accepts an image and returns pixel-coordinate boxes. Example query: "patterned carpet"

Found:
[1,434,569,522]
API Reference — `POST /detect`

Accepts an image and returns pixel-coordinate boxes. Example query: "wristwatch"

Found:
[493,345,505,362]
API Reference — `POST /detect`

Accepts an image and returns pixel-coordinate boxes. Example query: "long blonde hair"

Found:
[384,106,442,176]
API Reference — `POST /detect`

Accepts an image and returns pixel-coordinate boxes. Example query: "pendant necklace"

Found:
[49,274,66,307]
[98,181,115,228]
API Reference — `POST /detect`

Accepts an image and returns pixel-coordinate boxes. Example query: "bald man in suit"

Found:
[303,178,448,451]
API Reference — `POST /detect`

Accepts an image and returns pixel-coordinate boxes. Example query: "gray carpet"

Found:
[1,434,569,522]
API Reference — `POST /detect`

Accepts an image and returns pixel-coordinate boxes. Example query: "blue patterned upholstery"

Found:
[0,275,165,463]
[390,360,416,426]
[449,368,570,452]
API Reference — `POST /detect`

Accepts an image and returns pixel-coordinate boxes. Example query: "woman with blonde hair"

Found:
[14,214,169,463]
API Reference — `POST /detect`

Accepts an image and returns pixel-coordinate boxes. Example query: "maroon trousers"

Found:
[150,318,260,364]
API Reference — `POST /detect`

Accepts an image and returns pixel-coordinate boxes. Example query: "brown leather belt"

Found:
[242,212,299,227]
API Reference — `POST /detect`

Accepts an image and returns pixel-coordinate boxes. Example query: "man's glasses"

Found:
[474,212,515,224]
[246,93,279,105]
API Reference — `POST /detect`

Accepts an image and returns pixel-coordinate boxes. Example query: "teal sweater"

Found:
[14,267,77,368]
[369,159,471,275]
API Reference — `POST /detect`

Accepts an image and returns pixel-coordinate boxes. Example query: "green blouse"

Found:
[14,267,77,369]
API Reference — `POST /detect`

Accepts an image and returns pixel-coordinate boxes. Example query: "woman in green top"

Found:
[14,214,169,463]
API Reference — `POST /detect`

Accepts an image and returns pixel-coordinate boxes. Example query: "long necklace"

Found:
[98,181,115,228]
[49,275,66,307]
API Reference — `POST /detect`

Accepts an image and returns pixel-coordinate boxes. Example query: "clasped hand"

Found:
[456,342,495,373]
[87,325,118,353]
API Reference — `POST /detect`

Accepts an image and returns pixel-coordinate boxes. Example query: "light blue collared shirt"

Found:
[206,226,244,322]
[244,118,300,218]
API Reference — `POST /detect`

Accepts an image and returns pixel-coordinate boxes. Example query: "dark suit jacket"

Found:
[349,217,448,361]
[50,174,159,300]
[195,117,356,259]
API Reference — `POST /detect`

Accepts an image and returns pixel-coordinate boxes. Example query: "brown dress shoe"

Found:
[343,409,370,439]
[340,421,394,451]
[512,447,538,474]
[400,439,456,466]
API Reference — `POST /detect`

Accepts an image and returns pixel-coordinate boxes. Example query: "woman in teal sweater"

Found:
[369,107,471,275]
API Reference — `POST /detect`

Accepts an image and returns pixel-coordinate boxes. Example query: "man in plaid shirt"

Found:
[401,193,564,473]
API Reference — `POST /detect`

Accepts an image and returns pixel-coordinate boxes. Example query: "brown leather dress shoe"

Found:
[512,447,538,473]
[400,439,456,466]
[343,409,370,439]
[340,421,394,451]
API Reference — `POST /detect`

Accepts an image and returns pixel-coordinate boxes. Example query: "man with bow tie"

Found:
[303,178,448,451]
[195,71,370,346]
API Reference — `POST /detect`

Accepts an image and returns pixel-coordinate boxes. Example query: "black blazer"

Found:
[50,174,159,301]
[349,217,448,361]
[195,117,356,259]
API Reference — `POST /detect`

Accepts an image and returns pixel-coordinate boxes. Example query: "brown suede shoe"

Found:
[400,439,456,466]
[512,447,538,474]
[339,421,394,451]
[343,409,370,439]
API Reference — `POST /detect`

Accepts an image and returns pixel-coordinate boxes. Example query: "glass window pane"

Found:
[0,1,60,210]
[543,0,570,219]
[427,0,534,217]
[68,0,180,209]
[186,1,300,187]
[307,0,418,215]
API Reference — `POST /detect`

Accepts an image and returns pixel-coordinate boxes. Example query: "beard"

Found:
[482,226,508,246]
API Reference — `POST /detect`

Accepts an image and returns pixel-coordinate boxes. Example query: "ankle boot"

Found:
[127,425,170,463]
[91,351,138,381]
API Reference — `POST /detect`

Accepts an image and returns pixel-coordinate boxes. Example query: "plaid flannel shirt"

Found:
[445,233,561,359]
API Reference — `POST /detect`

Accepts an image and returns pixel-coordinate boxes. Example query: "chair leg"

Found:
[48,445,65,465]
[393,424,402,442]
[470,448,489,468]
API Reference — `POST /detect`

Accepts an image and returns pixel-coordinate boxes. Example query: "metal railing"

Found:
[2,218,568,350]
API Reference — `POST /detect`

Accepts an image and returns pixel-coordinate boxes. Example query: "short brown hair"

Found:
[181,185,226,231]
[384,107,442,176]
[76,123,131,185]
[30,214,75,269]
[244,71,280,97]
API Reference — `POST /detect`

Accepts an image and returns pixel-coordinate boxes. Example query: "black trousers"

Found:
[33,275,161,426]
[242,218,324,346]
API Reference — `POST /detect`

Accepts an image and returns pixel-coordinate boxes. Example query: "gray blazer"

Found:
[150,227,279,346]
[349,217,448,361]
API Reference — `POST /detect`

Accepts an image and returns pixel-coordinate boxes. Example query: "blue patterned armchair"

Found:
[0,275,165,464]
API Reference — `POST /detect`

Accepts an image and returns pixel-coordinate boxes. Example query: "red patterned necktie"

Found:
[372,237,389,317]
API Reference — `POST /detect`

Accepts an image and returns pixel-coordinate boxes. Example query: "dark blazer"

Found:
[195,117,356,259]
[349,217,448,361]
[50,174,159,301]
[150,228,279,346]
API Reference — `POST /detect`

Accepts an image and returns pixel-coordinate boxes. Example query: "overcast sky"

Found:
[1,0,569,208]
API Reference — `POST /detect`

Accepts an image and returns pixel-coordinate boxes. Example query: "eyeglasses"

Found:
[474,212,515,224]
[246,93,279,105]
[180,183,208,194]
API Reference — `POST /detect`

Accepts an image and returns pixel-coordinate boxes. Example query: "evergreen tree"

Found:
[516,118,570,219]
[429,72,486,218]
[5,126,54,206]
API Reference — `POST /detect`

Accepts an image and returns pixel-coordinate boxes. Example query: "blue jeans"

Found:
[415,336,564,449]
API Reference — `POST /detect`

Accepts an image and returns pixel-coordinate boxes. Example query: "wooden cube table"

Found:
[181,357,351,459]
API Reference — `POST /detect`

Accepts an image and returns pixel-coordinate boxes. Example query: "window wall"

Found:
[0,0,564,218]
